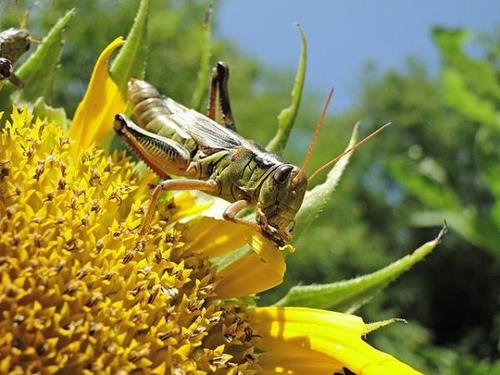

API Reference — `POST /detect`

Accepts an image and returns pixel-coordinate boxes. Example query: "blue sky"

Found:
[217,0,500,110]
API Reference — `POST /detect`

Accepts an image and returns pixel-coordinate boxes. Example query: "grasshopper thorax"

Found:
[258,164,308,245]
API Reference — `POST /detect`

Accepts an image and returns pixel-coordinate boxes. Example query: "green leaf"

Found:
[389,158,461,211]
[266,24,307,153]
[110,0,150,96]
[32,97,68,129]
[411,210,500,257]
[2,10,74,105]
[442,68,499,129]
[274,225,447,312]
[190,2,214,111]
[433,27,470,64]
[433,27,500,103]
[293,123,358,240]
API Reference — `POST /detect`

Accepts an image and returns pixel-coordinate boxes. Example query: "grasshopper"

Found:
[114,62,388,246]
[0,27,32,87]
[115,62,308,246]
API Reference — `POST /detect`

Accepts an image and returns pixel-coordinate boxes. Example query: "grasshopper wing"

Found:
[163,97,274,158]
[167,103,244,151]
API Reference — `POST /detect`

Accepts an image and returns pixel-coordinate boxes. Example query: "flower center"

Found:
[0,109,259,373]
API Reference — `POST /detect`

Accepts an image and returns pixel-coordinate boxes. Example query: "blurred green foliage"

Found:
[346,28,500,372]
[1,1,499,373]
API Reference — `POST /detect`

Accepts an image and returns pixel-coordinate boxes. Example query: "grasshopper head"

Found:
[1,28,31,62]
[258,164,308,245]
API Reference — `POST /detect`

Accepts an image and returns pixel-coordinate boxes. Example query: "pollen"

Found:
[0,108,258,374]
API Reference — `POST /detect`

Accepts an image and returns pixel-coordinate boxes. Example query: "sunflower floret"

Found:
[0,108,258,374]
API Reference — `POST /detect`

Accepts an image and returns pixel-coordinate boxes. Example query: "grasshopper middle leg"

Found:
[141,179,218,235]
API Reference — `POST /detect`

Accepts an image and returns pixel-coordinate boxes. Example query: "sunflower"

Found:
[0,32,429,374]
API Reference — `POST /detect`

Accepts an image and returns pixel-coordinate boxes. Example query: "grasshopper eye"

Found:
[0,58,13,79]
[274,164,293,184]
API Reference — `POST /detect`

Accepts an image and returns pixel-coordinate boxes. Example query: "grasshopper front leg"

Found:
[223,199,261,233]
[207,61,236,131]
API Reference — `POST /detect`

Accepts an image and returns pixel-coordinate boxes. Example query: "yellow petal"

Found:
[69,37,126,153]
[182,217,250,258]
[249,307,422,375]
[215,233,285,298]
[171,193,213,222]
[257,336,343,375]
[182,216,286,298]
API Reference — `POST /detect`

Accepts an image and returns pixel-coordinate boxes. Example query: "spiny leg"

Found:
[223,199,261,232]
[207,61,236,131]
[114,114,192,180]
[142,179,218,235]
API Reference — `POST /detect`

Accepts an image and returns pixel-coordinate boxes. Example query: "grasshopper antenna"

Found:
[28,36,41,44]
[302,87,334,171]
[308,122,392,182]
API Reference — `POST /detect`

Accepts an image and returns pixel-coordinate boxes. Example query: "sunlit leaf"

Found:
[190,2,213,111]
[432,27,470,64]
[110,0,150,96]
[433,27,500,102]
[32,97,68,129]
[442,68,499,129]
[411,210,500,256]
[274,225,447,312]
[389,158,461,211]
[293,123,358,241]
[266,24,307,154]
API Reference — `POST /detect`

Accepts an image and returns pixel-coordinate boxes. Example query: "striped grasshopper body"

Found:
[114,63,307,246]
[0,28,32,87]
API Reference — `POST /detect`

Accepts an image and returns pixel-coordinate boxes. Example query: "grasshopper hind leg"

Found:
[207,61,236,131]
[114,114,221,235]
[114,114,192,180]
